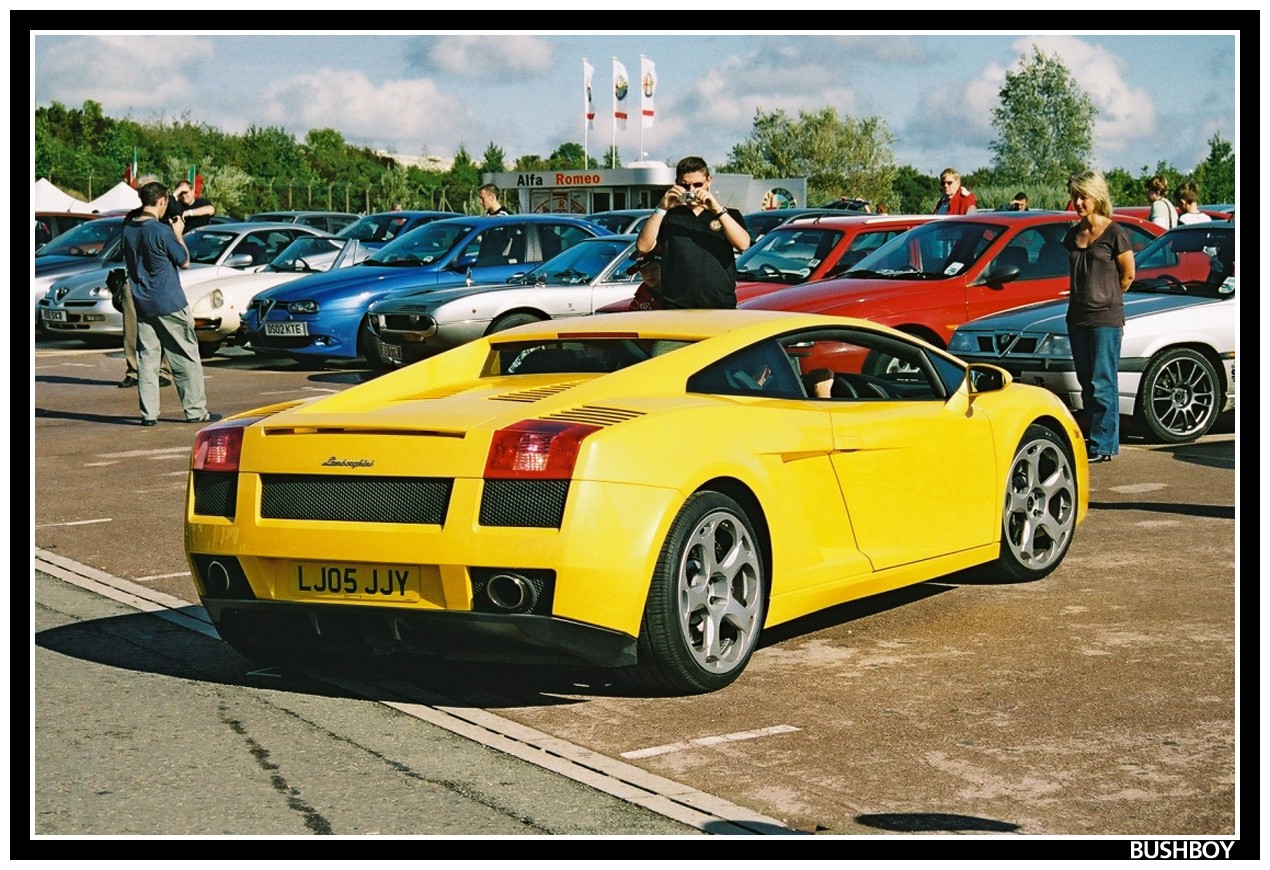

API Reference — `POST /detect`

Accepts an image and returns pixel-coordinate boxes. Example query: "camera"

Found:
[682,191,697,204]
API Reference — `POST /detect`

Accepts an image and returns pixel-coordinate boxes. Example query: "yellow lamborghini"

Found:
[186,310,1087,694]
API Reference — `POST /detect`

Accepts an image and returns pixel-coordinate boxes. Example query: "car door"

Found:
[966,223,1074,322]
[784,328,998,571]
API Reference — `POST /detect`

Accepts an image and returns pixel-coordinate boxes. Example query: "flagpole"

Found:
[582,58,589,170]
[610,56,617,169]
[639,55,645,160]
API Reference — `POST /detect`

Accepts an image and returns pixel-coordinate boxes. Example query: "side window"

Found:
[778,328,949,401]
[1121,223,1158,255]
[543,223,593,258]
[687,341,803,399]
[473,226,528,267]
[828,230,898,277]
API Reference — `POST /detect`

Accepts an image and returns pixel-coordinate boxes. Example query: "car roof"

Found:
[248,210,359,218]
[189,221,336,235]
[778,213,936,228]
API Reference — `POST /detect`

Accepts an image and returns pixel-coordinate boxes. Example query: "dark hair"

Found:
[676,155,709,180]
[1144,174,1170,198]
[479,183,500,197]
[1173,179,1200,205]
[138,180,168,207]
[1013,191,1027,200]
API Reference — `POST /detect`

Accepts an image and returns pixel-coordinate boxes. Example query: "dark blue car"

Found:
[243,214,611,366]
[335,210,459,249]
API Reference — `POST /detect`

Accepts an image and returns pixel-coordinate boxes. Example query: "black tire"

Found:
[357,317,392,370]
[993,423,1078,582]
[1135,348,1221,444]
[487,312,544,335]
[198,339,222,359]
[624,491,767,695]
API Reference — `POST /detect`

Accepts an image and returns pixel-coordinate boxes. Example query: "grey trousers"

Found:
[136,308,208,422]
[121,278,173,380]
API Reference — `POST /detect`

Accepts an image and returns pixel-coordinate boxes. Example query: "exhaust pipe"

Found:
[485,572,538,613]
[206,559,233,595]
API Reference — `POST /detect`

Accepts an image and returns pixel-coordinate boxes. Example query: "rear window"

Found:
[483,338,693,376]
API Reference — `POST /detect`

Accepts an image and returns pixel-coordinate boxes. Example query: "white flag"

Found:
[583,59,595,130]
[613,58,629,130]
[640,57,656,129]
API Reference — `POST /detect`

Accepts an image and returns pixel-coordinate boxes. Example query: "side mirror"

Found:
[967,363,1008,394]
[977,264,1020,287]
[224,253,255,268]
[452,255,477,271]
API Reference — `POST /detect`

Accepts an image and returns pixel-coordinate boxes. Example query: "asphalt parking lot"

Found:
[33,339,1240,839]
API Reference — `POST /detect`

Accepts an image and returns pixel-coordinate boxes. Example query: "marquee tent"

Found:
[86,181,141,213]
[33,178,91,212]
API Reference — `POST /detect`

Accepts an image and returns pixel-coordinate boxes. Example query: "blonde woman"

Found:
[1062,170,1135,463]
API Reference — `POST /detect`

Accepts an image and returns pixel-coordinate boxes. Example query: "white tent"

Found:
[86,181,141,213]
[33,177,91,212]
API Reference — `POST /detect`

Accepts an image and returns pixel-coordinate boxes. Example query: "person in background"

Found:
[1174,180,1211,225]
[934,168,977,214]
[165,179,215,232]
[119,173,173,388]
[1144,174,1178,229]
[122,181,219,426]
[1010,191,1029,211]
[626,248,663,310]
[1062,170,1134,464]
[636,155,749,309]
[478,184,510,216]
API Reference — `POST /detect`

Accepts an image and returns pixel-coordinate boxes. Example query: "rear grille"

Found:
[260,474,452,524]
[541,405,645,426]
[193,471,239,518]
[479,479,570,528]
[491,383,584,403]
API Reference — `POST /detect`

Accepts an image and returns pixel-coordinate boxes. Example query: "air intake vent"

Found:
[490,382,585,403]
[260,474,452,524]
[541,405,645,426]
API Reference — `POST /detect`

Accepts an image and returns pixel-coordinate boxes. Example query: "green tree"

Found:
[990,46,1096,190]
[480,142,507,174]
[891,165,937,214]
[547,142,595,170]
[1190,133,1235,204]
[719,107,897,207]
[513,154,549,171]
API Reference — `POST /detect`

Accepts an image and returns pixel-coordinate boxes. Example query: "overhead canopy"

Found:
[86,181,142,213]
[33,177,91,212]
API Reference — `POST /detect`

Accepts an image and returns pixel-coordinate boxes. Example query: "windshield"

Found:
[1131,225,1234,297]
[338,213,416,243]
[588,213,639,233]
[735,227,843,284]
[185,230,236,265]
[844,220,1004,280]
[35,218,122,258]
[368,221,474,266]
[520,239,635,285]
[268,237,352,273]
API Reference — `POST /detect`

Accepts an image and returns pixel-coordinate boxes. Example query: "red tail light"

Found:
[192,418,257,472]
[484,420,600,479]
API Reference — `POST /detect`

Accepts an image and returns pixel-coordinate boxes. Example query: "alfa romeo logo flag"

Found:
[613,58,629,130]
[641,57,656,129]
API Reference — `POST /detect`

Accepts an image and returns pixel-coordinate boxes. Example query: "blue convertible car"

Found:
[242,214,610,366]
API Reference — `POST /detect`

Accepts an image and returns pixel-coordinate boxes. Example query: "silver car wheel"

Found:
[1001,428,1077,576]
[1139,348,1220,443]
[675,508,763,675]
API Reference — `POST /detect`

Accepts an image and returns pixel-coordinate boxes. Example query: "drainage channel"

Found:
[34,548,799,836]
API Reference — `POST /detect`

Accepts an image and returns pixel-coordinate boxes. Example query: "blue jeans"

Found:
[1069,324,1122,456]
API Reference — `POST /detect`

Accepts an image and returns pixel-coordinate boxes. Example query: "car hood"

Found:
[741,275,952,313]
[957,291,1229,334]
[253,263,450,303]
[35,256,107,277]
[372,279,538,312]
[736,280,786,303]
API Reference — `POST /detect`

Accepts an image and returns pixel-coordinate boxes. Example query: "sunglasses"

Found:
[678,181,706,189]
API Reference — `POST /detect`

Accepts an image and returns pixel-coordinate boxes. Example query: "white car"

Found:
[38,223,332,345]
[190,236,372,356]
[949,222,1235,444]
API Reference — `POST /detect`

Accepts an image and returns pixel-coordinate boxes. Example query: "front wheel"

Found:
[357,317,392,370]
[198,339,223,359]
[993,423,1078,582]
[1135,348,1221,443]
[624,491,767,695]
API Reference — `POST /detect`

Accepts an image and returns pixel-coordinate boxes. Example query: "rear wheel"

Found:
[198,339,222,359]
[624,491,767,695]
[994,424,1078,582]
[1135,348,1221,443]
[487,312,544,335]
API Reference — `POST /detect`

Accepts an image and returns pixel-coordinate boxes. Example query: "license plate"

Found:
[379,342,402,364]
[289,561,421,602]
[42,310,67,322]
[265,321,309,337]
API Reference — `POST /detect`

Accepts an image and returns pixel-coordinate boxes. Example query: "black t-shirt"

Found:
[165,196,214,231]
[656,206,747,309]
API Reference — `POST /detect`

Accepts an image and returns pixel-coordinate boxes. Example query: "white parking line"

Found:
[35,518,113,528]
[136,571,192,581]
[621,724,802,759]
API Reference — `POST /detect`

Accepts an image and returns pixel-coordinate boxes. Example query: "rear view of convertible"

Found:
[185,310,1088,694]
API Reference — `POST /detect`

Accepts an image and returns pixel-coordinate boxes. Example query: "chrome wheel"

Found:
[1138,348,1220,443]
[675,508,763,676]
[997,424,1077,581]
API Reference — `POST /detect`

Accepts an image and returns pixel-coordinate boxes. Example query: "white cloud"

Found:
[417,35,556,80]
[257,69,472,155]
[34,34,214,110]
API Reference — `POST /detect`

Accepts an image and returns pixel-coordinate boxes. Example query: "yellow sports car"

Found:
[186,310,1087,694]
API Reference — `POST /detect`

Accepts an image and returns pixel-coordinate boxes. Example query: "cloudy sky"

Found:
[31,31,1240,180]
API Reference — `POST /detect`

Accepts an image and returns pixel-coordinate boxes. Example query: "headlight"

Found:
[287,300,319,314]
[88,285,108,299]
[210,289,224,309]
[1036,334,1071,357]
[372,314,386,329]
[948,332,978,353]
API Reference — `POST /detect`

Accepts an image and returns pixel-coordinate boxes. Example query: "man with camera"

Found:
[165,180,216,232]
[636,156,749,309]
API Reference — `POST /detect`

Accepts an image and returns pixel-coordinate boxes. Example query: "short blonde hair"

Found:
[940,167,960,183]
[1067,169,1113,217]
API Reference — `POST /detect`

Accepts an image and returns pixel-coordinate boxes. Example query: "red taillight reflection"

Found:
[484,420,600,479]
[192,418,256,472]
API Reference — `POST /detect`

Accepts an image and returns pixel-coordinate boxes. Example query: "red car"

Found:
[741,210,1163,354]
[735,213,940,303]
